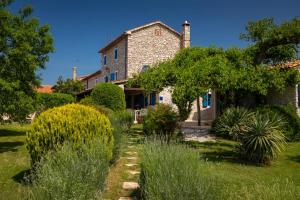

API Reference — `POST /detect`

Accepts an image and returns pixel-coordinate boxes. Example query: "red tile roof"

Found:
[275,59,300,69]
[37,85,53,93]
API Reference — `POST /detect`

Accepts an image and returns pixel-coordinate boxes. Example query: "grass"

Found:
[184,139,300,185]
[0,124,31,200]
[102,124,144,199]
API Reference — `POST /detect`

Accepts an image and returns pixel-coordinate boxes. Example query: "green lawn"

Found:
[185,139,300,188]
[0,124,31,200]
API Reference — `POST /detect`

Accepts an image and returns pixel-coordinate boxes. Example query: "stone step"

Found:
[122,182,140,190]
[125,163,138,167]
[127,170,140,175]
[126,157,137,161]
[125,151,137,155]
[118,197,136,200]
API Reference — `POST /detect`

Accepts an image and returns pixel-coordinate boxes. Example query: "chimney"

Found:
[182,20,190,48]
[72,67,77,81]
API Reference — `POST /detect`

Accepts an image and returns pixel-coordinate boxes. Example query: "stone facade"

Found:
[267,85,300,115]
[127,24,181,78]
[101,38,127,81]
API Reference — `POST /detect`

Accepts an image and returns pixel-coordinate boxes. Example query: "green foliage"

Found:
[30,141,109,200]
[143,104,178,143]
[52,76,84,96]
[140,143,220,200]
[36,93,75,113]
[239,113,286,165]
[0,2,54,121]
[91,83,126,111]
[241,17,300,64]
[211,107,253,140]
[140,142,299,200]
[26,104,114,163]
[106,110,133,163]
[79,96,94,104]
[257,105,300,141]
[79,97,114,116]
[0,85,35,122]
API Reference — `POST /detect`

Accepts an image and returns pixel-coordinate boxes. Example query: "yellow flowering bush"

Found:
[26,104,114,164]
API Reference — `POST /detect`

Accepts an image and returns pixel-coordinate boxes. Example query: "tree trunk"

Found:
[196,96,201,126]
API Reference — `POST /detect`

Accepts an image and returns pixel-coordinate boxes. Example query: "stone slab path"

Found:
[102,127,143,200]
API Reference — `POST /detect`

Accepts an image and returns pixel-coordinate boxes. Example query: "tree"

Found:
[241,17,300,65]
[0,0,54,121]
[52,76,84,96]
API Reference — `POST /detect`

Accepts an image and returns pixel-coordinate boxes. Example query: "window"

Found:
[202,93,212,108]
[103,55,107,65]
[110,72,115,81]
[114,48,118,60]
[105,76,109,82]
[95,77,98,84]
[115,71,118,80]
[150,92,157,105]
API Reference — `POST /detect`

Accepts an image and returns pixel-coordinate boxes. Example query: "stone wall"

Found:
[127,24,181,78]
[101,38,127,80]
[266,86,300,116]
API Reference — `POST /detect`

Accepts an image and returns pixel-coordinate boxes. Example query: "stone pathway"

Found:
[118,138,140,200]
[181,127,216,142]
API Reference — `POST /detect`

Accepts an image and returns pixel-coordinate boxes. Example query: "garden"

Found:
[1,1,300,199]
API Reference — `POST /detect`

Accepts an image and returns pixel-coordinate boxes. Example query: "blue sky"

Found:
[9,0,300,85]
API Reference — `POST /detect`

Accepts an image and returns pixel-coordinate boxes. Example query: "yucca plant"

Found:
[212,107,254,140]
[239,113,286,165]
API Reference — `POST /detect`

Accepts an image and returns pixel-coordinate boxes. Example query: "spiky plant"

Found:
[212,107,254,140]
[239,113,286,165]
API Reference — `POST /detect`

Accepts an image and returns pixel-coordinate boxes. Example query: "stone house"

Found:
[266,60,300,116]
[76,20,216,125]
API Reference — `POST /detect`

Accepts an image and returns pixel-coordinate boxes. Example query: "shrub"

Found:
[79,98,114,116]
[257,105,300,141]
[30,141,109,200]
[26,104,114,163]
[143,104,178,143]
[107,110,134,163]
[140,143,300,200]
[79,96,94,105]
[91,83,126,111]
[36,93,75,113]
[239,113,286,165]
[140,143,219,200]
[211,107,253,140]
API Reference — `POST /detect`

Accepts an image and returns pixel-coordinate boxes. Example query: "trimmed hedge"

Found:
[26,104,114,163]
[91,83,126,111]
[36,93,75,113]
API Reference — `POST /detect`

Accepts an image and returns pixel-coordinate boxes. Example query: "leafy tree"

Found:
[241,17,300,65]
[0,0,54,121]
[52,76,84,96]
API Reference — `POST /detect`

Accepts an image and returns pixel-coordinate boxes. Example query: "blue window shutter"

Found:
[202,93,208,108]
[208,93,212,107]
[151,93,156,105]
[104,55,106,65]
[110,73,115,81]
